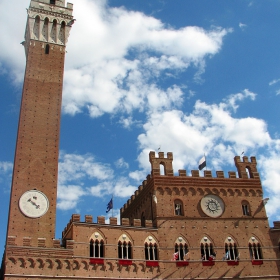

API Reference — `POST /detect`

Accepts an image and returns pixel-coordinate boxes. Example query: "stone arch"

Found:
[256,190,263,197]
[220,188,227,196]
[45,259,53,269]
[235,189,242,196]
[8,257,16,264]
[181,187,187,195]
[249,189,256,197]
[27,258,35,268]
[64,260,71,270]
[173,187,180,195]
[165,187,172,195]
[242,189,249,196]
[157,187,164,195]
[197,188,204,195]
[227,189,234,196]
[55,259,62,269]
[73,260,79,270]
[205,188,211,194]
[189,187,196,196]
[213,188,219,195]
[18,258,26,268]
[37,258,44,268]
[81,260,88,270]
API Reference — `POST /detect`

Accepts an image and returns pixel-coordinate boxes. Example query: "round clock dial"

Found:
[19,190,49,218]
[201,194,225,218]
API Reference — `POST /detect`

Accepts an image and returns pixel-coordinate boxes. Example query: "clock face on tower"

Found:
[19,190,49,218]
[201,194,225,218]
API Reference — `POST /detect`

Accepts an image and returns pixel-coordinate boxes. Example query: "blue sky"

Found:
[1,0,280,257]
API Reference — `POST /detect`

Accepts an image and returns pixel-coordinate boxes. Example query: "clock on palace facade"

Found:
[200,194,225,218]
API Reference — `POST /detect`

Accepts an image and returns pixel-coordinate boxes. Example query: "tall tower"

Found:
[5,0,73,249]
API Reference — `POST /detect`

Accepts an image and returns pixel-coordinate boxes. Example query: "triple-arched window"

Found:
[90,239,104,258]
[224,236,239,260]
[249,237,262,260]
[144,236,158,260]
[200,237,216,260]
[118,241,132,259]
[89,232,104,258]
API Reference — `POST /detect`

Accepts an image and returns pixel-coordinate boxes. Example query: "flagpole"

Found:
[205,153,207,170]
[112,194,114,218]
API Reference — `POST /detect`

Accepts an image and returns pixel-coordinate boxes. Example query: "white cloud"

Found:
[0,161,13,174]
[115,158,129,169]
[239,23,247,30]
[61,0,230,117]
[57,185,87,210]
[136,90,272,173]
[58,152,114,185]
[269,78,280,86]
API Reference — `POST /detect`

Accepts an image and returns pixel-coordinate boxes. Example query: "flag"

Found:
[172,252,179,261]
[198,156,206,170]
[106,198,113,213]
[222,251,229,261]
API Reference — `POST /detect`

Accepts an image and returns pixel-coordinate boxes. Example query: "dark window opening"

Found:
[118,241,132,259]
[249,243,262,260]
[201,243,215,260]
[145,243,158,260]
[90,239,104,258]
[50,0,56,4]
[174,243,188,260]
[224,243,239,260]
[45,44,50,54]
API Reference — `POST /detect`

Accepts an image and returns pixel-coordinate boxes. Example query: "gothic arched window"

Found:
[145,243,158,260]
[89,232,104,258]
[144,236,158,260]
[200,237,215,261]
[90,239,104,258]
[118,241,132,259]
[249,237,262,260]
[224,237,239,260]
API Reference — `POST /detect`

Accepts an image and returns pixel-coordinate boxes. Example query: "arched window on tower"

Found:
[33,15,40,40]
[200,237,216,261]
[50,0,56,4]
[89,232,104,258]
[249,237,263,260]
[174,237,189,261]
[242,200,251,216]
[174,199,183,216]
[59,21,66,44]
[42,18,49,41]
[118,234,132,259]
[224,236,239,261]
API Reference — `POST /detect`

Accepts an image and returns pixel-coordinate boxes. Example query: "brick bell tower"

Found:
[5,0,73,249]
